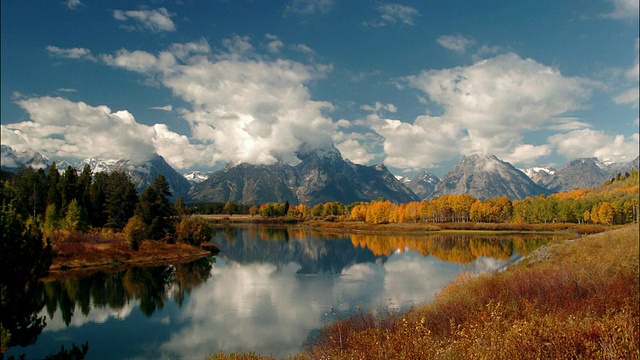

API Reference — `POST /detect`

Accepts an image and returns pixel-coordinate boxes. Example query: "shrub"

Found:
[122,215,147,251]
[175,216,214,246]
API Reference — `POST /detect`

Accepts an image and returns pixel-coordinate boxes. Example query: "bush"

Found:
[122,215,147,251]
[175,216,214,246]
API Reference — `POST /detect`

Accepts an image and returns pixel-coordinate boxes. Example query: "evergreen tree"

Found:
[77,165,93,216]
[46,163,62,217]
[58,166,78,214]
[135,175,174,240]
[1,203,52,350]
[14,166,47,219]
[89,172,108,227]
[104,171,138,230]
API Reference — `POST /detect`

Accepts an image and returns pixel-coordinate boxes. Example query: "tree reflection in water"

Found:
[43,256,215,325]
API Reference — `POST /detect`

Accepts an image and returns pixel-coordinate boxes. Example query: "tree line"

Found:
[243,169,639,226]
[1,163,212,250]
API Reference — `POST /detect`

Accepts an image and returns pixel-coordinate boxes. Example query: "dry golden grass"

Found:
[47,229,214,274]
[211,225,639,359]
[305,220,609,236]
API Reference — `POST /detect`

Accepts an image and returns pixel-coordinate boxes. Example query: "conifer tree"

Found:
[135,175,174,240]
[104,171,138,230]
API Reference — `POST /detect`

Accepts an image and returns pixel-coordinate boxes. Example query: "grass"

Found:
[46,229,216,276]
[303,219,609,236]
[208,225,639,360]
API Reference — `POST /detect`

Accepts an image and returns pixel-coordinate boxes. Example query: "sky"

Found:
[1,0,638,176]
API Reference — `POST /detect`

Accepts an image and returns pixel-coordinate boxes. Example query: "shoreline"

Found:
[46,237,219,279]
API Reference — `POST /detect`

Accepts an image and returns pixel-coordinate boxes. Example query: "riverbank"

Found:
[47,230,218,277]
[199,214,610,236]
[209,224,639,359]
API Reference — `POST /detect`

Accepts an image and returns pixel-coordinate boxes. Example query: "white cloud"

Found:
[149,105,173,111]
[368,114,468,169]
[64,0,82,10]
[614,87,639,106]
[360,102,397,113]
[101,38,336,167]
[602,0,640,19]
[333,128,384,165]
[549,129,639,162]
[391,53,592,167]
[0,96,206,169]
[151,124,211,169]
[113,7,176,32]
[367,3,420,27]
[437,35,476,53]
[613,38,639,108]
[100,49,159,73]
[292,43,314,54]
[46,45,95,61]
[265,34,284,53]
[56,88,77,93]
[285,0,335,15]
[502,144,552,165]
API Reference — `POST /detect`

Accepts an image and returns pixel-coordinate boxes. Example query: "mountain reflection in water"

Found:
[6,227,563,359]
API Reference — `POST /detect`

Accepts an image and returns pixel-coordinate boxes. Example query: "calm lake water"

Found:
[5,226,560,359]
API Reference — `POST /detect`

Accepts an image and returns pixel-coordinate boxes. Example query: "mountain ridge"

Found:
[2,144,638,205]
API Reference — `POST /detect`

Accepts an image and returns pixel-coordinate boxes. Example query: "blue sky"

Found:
[1,0,638,176]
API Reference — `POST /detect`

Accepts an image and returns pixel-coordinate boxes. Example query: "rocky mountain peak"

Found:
[431,153,549,200]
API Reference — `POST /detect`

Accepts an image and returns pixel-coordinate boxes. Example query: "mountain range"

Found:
[188,145,418,205]
[2,144,638,205]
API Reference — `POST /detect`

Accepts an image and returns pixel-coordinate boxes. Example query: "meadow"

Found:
[209,225,639,359]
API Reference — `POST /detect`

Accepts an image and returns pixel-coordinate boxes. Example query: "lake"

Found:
[5,226,560,359]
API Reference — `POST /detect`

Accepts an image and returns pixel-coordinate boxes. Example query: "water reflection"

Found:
[43,257,215,324]
[6,227,561,359]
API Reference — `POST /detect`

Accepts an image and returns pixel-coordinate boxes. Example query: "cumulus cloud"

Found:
[437,35,476,53]
[46,45,95,61]
[113,7,176,32]
[100,38,336,167]
[100,49,160,73]
[368,114,468,169]
[333,126,385,165]
[502,144,552,165]
[367,3,420,27]
[549,129,639,162]
[0,96,204,168]
[389,53,593,166]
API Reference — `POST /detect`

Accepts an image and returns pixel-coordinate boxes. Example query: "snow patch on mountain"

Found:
[183,171,209,183]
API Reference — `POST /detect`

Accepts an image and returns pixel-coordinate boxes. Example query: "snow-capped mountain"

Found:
[0,145,48,170]
[189,144,418,205]
[183,171,210,183]
[406,171,440,200]
[520,166,556,187]
[394,175,411,184]
[75,158,120,173]
[523,156,639,192]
